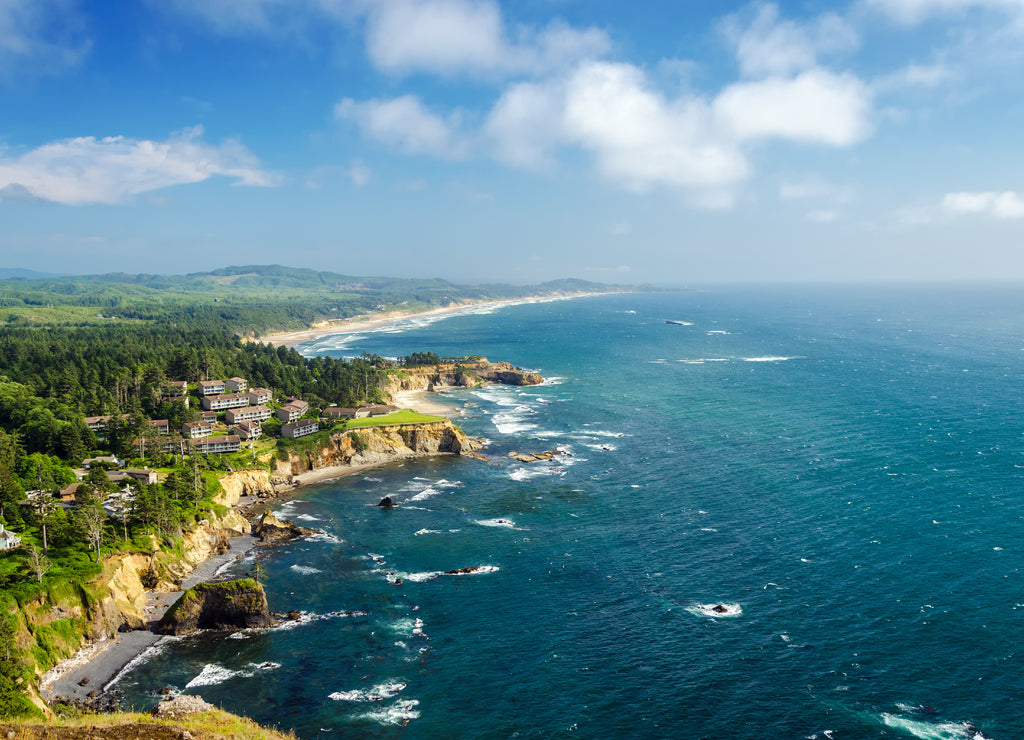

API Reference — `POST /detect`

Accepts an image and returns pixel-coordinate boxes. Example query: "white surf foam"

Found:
[359,699,421,726]
[413,528,442,536]
[185,663,245,689]
[289,564,322,575]
[476,518,521,529]
[329,681,407,703]
[742,356,797,362]
[878,712,987,739]
[686,603,743,618]
[304,532,343,544]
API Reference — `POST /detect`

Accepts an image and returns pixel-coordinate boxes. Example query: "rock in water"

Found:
[155,579,277,635]
[378,496,396,508]
[253,511,315,545]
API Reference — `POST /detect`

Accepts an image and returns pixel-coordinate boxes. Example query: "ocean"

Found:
[117,287,1024,739]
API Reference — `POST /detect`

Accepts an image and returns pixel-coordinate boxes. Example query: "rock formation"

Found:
[385,357,543,396]
[155,579,276,636]
[253,512,314,546]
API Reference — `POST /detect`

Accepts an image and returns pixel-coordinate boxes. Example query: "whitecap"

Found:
[294,514,319,522]
[329,681,407,703]
[742,356,797,362]
[304,532,343,544]
[878,712,985,740]
[226,632,250,640]
[476,518,520,529]
[185,663,245,689]
[413,529,441,536]
[290,564,322,575]
[686,603,743,618]
[508,465,564,481]
[359,699,421,726]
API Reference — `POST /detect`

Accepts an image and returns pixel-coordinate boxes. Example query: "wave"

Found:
[686,603,743,618]
[304,532,343,544]
[476,518,522,529]
[289,564,322,575]
[357,699,421,726]
[104,636,182,690]
[741,356,798,362]
[408,478,463,502]
[413,528,442,536]
[878,711,990,739]
[329,681,407,703]
[508,465,564,481]
[184,661,279,690]
[274,610,368,631]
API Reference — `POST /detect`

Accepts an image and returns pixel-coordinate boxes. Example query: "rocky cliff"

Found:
[155,579,275,636]
[273,419,482,484]
[386,358,543,395]
[216,469,275,507]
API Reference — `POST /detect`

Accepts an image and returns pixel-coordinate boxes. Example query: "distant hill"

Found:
[0,268,65,279]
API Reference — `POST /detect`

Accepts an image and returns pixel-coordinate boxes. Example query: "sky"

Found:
[2,0,1024,284]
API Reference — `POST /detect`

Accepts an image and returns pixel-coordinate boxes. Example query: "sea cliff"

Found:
[387,358,543,395]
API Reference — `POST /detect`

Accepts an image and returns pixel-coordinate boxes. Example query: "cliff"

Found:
[155,579,275,636]
[13,507,252,695]
[273,419,482,484]
[386,358,543,395]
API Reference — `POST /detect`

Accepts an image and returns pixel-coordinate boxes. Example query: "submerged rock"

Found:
[155,579,277,635]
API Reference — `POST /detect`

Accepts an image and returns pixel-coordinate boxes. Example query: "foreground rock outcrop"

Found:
[155,579,276,636]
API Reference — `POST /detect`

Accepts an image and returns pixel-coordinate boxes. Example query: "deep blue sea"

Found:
[118,287,1024,739]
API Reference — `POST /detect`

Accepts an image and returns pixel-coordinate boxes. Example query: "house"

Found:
[234,421,262,441]
[59,482,82,503]
[190,435,242,454]
[182,422,213,439]
[84,415,112,432]
[248,387,272,405]
[286,398,310,415]
[0,524,20,551]
[124,468,158,485]
[82,455,123,469]
[323,406,358,420]
[276,403,306,423]
[161,380,188,397]
[201,393,249,411]
[355,404,398,418]
[225,377,248,392]
[149,419,169,435]
[197,380,226,397]
[199,411,217,425]
[281,419,319,439]
[133,437,181,455]
[224,405,271,424]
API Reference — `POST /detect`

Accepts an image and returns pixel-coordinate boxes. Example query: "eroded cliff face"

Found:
[386,358,543,395]
[216,469,275,507]
[17,508,252,680]
[273,419,482,482]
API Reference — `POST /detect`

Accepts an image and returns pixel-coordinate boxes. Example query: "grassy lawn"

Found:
[343,410,444,428]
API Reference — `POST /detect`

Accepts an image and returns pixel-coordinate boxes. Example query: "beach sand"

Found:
[255,292,610,349]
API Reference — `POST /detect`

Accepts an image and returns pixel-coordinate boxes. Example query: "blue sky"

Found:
[2,0,1024,284]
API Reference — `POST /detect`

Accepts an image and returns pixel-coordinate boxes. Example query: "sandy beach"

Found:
[255,292,611,349]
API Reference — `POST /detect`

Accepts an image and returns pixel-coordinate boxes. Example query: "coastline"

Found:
[38,292,570,711]
[254,291,615,349]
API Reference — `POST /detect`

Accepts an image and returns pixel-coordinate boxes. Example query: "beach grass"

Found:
[343,410,445,428]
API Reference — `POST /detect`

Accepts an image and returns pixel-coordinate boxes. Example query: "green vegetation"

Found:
[343,410,445,428]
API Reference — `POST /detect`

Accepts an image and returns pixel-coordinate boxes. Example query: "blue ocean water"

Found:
[118,287,1024,739]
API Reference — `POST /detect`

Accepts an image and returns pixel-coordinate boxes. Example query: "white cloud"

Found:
[335,95,469,158]
[805,209,840,222]
[721,2,858,77]
[0,0,90,78]
[861,0,1024,24]
[0,127,276,205]
[874,62,957,91]
[349,159,371,186]
[943,190,1024,217]
[363,0,609,78]
[714,69,873,145]
[483,80,564,170]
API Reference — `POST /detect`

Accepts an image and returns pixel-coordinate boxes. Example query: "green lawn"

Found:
[343,410,445,428]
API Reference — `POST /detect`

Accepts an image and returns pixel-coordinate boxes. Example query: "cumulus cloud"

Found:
[335,95,469,158]
[0,127,276,205]
[714,69,873,145]
[874,62,957,90]
[942,190,1024,218]
[720,2,858,77]
[0,0,90,78]
[363,0,609,78]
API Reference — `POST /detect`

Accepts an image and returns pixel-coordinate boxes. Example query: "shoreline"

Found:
[255,291,615,349]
